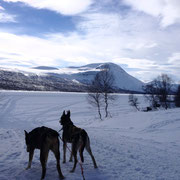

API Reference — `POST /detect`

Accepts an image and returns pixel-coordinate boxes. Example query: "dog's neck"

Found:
[62,119,74,130]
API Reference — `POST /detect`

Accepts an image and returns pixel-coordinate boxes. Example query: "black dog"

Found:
[24,126,64,180]
[59,110,97,172]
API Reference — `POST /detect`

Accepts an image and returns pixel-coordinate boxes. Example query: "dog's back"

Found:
[27,126,59,149]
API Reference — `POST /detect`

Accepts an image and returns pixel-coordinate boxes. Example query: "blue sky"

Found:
[0,0,180,82]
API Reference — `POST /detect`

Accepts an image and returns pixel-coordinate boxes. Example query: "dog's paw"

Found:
[59,175,65,179]
[25,166,30,170]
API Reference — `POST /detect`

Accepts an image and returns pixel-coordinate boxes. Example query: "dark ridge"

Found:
[33,66,59,70]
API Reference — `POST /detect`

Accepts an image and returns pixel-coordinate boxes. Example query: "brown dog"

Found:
[59,110,97,172]
[24,126,64,180]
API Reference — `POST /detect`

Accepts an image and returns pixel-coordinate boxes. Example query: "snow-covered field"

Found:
[0,91,180,180]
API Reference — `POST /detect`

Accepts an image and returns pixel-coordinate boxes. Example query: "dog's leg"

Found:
[51,140,64,179]
[63,142,67,163]
[79,144,85,163]
[86,138,98,168]
[69,144,73,162]
[26,150,34,170]
[70,149,78,173]
[40,147,49,180]
[70,139,78,173]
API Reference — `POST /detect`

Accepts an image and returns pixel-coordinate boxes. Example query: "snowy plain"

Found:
[0,91,180,180]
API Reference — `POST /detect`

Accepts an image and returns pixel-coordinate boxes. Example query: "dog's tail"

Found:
[79,130,88,163]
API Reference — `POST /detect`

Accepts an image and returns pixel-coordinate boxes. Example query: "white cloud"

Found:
[77,12,158,54]
[3,0,93,15]
[0,12,16,22]
[168,52,180,65]
[0,5,16,22]
[0,6,5,10]
[0,31,97,67]
[112,57,158,70]
[123,0,180,27]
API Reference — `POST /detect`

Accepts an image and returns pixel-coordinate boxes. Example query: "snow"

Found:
[0,91,180,180]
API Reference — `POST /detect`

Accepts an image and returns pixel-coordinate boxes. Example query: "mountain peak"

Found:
[95,62,125,72]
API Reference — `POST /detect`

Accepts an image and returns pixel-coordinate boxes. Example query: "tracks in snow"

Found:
[0,129,27,180]
[87,127,180,180]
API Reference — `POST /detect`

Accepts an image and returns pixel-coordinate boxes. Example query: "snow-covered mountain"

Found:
[0,63,144,92]
[83,63,144,92]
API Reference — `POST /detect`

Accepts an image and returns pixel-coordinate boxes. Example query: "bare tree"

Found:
[155,74,173,109]
[128,94,140,111]
[87,68,115,119]
[96,70,115,117]
[143,74,173,110]
[87,79,103,120]
[174,84,180,107]
[143,83,160,109]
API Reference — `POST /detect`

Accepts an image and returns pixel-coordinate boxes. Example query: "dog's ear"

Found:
[24,130,28,137]
[63,110,65,116]
[67,110,70,118]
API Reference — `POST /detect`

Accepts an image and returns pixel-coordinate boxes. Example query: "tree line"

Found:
[87,70,180,119]
[129,74,180,111]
